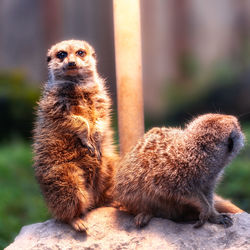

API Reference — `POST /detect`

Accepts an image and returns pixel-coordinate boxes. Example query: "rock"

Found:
[5,208,250,250]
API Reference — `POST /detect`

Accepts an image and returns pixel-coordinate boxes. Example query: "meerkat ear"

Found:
[47,56,52,63]
[92,52,96,59]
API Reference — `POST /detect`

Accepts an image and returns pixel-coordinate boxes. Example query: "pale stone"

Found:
[5,207,250,250]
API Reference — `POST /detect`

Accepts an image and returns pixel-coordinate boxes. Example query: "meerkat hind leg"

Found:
[70,217,88,232]
[134,212,153,228]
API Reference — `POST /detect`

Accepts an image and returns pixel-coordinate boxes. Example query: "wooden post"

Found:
[113,0,144,156]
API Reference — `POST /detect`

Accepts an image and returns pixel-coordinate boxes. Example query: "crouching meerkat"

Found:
[33,40,118,232]
[114,114,245,228]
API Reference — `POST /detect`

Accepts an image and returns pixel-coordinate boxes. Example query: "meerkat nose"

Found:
[68,61,76,67]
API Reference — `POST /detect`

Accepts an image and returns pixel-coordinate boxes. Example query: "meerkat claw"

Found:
[87,145,95,157]
[71,217,88,233]
[134,213,152,228]
[96,149,102,161]
[209,213,233,228]
[82,142,95,157]
[82,140,101,159]
[221,215,233,228]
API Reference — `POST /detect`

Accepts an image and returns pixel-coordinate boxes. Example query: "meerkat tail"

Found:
[214,195,244,213]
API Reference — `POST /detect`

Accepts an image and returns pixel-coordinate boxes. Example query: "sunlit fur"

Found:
[47,40,97,85]
[33,40,118,232]
[114,114,245,228]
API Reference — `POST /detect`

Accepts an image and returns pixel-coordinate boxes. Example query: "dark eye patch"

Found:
[76,50,87,57]
[228,137,234,153]
[56,51,68,60]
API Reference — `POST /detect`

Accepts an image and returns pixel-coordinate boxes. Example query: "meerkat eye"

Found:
[56,51,68,60]
[228,137,234,153]
[76,50,87,57]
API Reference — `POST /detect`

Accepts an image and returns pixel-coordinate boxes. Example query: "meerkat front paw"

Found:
[82,140,96,156]
[70,217,88,232]
[208,213,233,228]
[79,133,102,160]
[134,212,153,228]
[79,136,97,157]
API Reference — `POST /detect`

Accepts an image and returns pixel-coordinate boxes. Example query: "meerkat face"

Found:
[186,114,245,164]
[47,40,97,81]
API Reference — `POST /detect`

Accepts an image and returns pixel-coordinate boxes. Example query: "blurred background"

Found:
[0,0,250,247]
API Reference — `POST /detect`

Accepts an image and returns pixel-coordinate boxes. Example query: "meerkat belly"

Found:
[154,198,199,221]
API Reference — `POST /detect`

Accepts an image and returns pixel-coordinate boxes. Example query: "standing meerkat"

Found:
[33,40,118,232]
[114,114,245,228]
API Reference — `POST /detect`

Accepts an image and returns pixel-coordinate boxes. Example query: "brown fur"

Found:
[33,40,118,231]
[114,114,245,228]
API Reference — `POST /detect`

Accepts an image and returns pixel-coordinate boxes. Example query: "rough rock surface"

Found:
[6,208,250,250]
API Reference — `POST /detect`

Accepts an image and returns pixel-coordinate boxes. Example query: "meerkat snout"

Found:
[220,115,245,155]
[68,61,77,68]
[227,129,245,155]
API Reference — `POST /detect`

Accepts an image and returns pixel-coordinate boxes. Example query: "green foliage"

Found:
[0,140,49,249]
[0,72,40,140]
[164,61,238,115]
[178,53,200,79]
